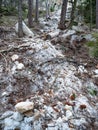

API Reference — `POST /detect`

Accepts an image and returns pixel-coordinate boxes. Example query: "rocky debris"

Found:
[0,9,98,130]
[0,90,98,130]
[15,62,24,70]
[42,15,96,53]
[72,23,89,33]
[15,101,34,113]
[0,37,98,130]
[93,69,98,75]
[11,54,19,61]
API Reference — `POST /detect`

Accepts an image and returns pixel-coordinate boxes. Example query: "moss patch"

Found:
[86,40,98,58]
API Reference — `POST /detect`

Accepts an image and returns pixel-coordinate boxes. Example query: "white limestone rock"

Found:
[11,54,19,61]
[15,101,34,113]
[65,105,72,111]
[4,118,20,129]
[66,110,73,119]
[15,61,24,70]
[23,124,32,130]
[12,112,23,121]
[78,65,87,73]
[1,92,9,97]
[94,69,98,75]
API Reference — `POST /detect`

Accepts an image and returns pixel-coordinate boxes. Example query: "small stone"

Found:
[12,112,23,121]
[24,116,34,123]
[11,54,19,61]
[15,101,34,113]
[94,69,98,75]
[78,65,87,73]
[20,122,32,130]
[4,118,20,128]
[65,105,72,111]
[11,65,17,74]
[0,111,13,120]
[4,120,13,128]
[24,124,32,130]
[1,92,9,97]
[16,63,24,70]
[66,110,73,119]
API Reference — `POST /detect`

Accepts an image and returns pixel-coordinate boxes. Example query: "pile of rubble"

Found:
[0,36,98,130]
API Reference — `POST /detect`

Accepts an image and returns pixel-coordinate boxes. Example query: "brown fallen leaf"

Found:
[96,64,98,69]
[64,101,75,106]
[48,89,54,96]
[70,93,76,100]
[80,104,86,109]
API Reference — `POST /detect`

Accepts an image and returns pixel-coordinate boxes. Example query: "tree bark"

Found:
[45,0,50,19]
[28,0,33,27]
[68,0,77,28]
[0,0,2,8]
[90,0,92,31]
[96,0,98,29]
[18,0,23,37]
[35,0,39,22]
[58,0,68,30]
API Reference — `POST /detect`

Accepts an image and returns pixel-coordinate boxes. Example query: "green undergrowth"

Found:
[0,16,17,26]
[86,32,98,58]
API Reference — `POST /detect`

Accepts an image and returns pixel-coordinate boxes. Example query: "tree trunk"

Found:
[90,0,92,31]
[35,0,39,22]
[58,0,68,30]
[18,0,23,37]
[68,0,77,28]
[96,0,98,29]
[0,0,2,8]
[45,0,50,20]
[28,0,33,27]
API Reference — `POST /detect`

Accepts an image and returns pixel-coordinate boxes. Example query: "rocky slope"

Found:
[0,10,98,130]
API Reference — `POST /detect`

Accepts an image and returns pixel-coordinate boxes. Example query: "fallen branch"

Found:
[0,43,30,53]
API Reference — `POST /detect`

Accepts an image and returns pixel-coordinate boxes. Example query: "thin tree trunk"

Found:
[28,0,33,27]
[58,0,68,30]
[35,0,39,22]
[96,0,98,29]
[0,0,2,8]
[45,0,50,20]
[68,0,77,28]
[90,0,92,31]
[18,0,23,37]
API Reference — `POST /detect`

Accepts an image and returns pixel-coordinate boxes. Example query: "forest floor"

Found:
[0,13,98,130]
